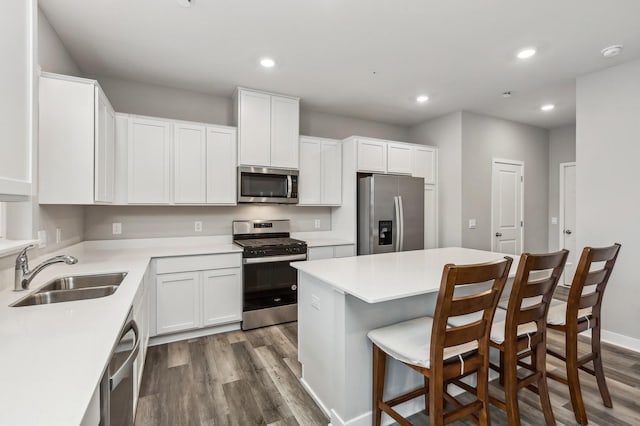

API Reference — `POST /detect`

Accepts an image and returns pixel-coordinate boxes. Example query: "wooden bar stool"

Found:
[546,243,622,425]
[484,250,568,425]
[368,257,512,426]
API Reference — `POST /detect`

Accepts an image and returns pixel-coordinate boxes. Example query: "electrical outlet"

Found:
[112,223,122,235]
[314,219,321,229]
[551,217,558,225]
[56,228,62,244]
[194,221,203,232]
[468,219,477,229]
[37,230,47,248]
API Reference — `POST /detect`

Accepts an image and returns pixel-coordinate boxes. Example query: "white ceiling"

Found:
[39,0,640,129]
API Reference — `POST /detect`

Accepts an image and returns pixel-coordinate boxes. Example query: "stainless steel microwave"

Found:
[237,166,299,204]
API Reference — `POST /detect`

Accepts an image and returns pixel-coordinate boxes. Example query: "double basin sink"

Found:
[12,272,128,307]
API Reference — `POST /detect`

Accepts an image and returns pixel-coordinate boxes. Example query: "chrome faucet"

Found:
[14,245,78,291]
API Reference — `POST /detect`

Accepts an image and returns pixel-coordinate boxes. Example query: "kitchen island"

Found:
[291,247,518,426]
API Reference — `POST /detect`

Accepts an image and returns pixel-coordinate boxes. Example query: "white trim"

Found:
[558,162,576,286]
[490,158,524,253]
[601,329,640,353]
[147,322,240,346]
[300,378,331,419]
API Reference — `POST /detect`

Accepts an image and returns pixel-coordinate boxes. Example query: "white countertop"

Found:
[0,232,345,426]
[292,247,519,303]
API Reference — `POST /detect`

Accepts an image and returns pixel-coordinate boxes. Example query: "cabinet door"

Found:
[270,96,300,169]
[413,146,437,184]
[238,90,271,166]
[333,245,355,258]
[307,246,334,260]
[202,268,242,327]
[357,139,387,173]
[298,137,322,205]
[206,126,237,204]
[94,87,115,203]
[387,143,413,175]
[128,117,172,204]
[174,123,206,204]
[321,140,342,205]
[156,272,200,335]
[424,184,438,249]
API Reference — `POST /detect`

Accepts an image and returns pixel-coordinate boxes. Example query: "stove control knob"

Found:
[291,284,297,291]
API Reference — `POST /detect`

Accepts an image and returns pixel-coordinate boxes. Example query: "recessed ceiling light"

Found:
[601,45,623,58]
[416,95,429,103]
[260,58,276,68]
[502,91,513,98]
[175,0,193,7]
[541,104,555,111]
[516,48,537,59]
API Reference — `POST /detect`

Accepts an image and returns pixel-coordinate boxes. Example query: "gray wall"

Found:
[408,112,462,247]
[84,205,331,240]
[548,125,576,251]
[576,59,640,343]
[461,112,549,252]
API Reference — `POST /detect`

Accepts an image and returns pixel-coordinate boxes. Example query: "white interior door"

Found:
[491,160,523,254]
[560,162,577,285]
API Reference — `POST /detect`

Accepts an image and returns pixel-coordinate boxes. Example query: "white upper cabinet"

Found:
[174,123,206,204]
[237,89,271,167]
[128,116,172,204]
[39,74,115,204]
[412,146,437,184]
[270,96,300,168]
[235,88,300,169]
[299,136,342,206]
[0,1,33,200]
[206,126,237,205]
[357,138,387,173]
[387,143,413,175]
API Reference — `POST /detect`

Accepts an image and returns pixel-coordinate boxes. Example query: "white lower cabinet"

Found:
[307,244,355,260]
[156,272,201,335]
[154,254,242,337]
[202,269,242,326]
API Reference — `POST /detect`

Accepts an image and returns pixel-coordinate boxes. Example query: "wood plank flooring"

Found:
[135,323,640,426]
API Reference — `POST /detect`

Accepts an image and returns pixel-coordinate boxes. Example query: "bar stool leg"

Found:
[535,338,556,426]
[566,332,588,425]
[372,344,386,426]
[504,347,521,426]
[591,322,613,408]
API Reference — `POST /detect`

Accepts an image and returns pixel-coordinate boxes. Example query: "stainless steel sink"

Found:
[11,272,127,307]
[38,272,127,292]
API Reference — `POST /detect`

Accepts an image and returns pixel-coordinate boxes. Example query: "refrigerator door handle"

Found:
[398,195,405,251]
[394,196,401,252]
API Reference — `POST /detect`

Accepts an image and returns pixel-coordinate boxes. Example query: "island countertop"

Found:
[291,247,519,304]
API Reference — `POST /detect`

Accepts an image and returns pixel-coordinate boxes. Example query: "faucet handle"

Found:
[18,244,35,257]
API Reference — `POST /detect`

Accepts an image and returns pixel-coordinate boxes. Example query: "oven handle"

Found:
[243,254,307,264]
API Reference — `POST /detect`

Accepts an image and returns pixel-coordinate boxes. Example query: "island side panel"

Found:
[297,270,345,417]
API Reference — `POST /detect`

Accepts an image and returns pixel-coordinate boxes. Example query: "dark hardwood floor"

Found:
[135,323,640,426]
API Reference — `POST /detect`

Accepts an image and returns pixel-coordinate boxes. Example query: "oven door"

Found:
[238,166,298,204]
[242,254,306,311]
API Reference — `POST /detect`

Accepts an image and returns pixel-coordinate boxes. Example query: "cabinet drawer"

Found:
[155,253,241,274]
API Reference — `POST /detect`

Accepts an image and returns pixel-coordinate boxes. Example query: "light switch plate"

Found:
[56,228,62,244]
[311,295,320,310]
[468,219,477,229]
[112,223,122,235]
[314,219,321,229]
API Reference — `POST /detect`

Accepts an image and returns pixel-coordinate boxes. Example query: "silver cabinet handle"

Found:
[495,232,503,237]
[110,320,139,391]
[564,229,572,235]
[243,254,307,264]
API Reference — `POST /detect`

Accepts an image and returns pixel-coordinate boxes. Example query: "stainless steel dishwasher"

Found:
[100,308,140,426]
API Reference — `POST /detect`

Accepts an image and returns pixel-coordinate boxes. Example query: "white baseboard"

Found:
[148,322,240,346]
[601,329,640,353]
[300,378,331,420]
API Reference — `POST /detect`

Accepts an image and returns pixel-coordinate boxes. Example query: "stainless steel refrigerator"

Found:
[358,174,424,255]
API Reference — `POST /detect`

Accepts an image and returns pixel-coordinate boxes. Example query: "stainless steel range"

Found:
[233,219,307,330]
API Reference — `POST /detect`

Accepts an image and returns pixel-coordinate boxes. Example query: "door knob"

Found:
[564,229,572,235]
[495,232,503,237]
